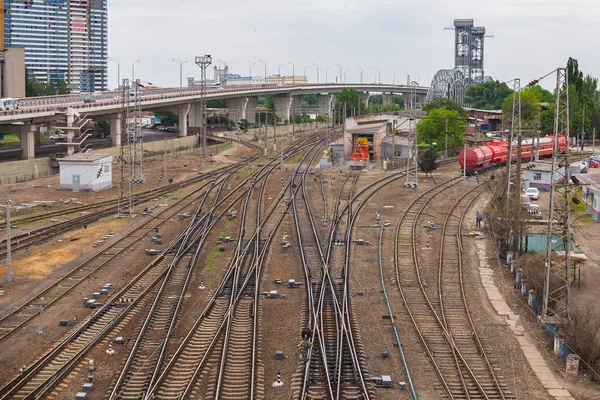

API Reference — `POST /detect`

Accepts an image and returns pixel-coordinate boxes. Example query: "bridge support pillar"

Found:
[226,96,258,123]
[273,95,295,122]
[178,103,191,137]
[382,92,393,106]
[359,92,370,108]
[19,124,37,160]
[317,93,336,119]
[110,114,122,147]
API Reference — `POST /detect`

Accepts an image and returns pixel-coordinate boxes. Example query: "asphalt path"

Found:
[0,129,179,161]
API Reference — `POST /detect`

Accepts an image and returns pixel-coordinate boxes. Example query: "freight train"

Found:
[458,135,569,173]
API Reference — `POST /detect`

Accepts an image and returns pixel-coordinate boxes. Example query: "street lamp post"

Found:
[390,69,396,85]
[250,62,257,79]
[108,57,120,89]
[172,58,188,88]
[288,61,295,85]
[258,60,267,85]
[357,66,363,84]
[131,59,140,83]
[336,64,342,84]
[374,68,380,84]
[278,64,285,84]
[326,67,331,84]
[312,63,319,83]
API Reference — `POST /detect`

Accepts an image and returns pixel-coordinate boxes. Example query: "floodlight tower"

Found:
[543,67,572,320]
[195,55,212,166]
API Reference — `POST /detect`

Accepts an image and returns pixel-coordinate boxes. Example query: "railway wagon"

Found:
[459,135,568,172]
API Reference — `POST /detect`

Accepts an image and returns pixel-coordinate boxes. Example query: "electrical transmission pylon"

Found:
[195,55,212,167]
[405,81,418,188]
[118,79,133,216]
[130,79,145,184]
[543,67,571,320]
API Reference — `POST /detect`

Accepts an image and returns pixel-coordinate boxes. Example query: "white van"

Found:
[0,98,20,111]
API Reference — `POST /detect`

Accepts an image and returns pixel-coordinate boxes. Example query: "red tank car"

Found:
[459,135,569,172]
[458,141,508,170]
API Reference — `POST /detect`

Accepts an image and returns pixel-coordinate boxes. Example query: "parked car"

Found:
[49,132,67,141]
[83,96,95,103]
[525,187,540,200]
[520,194,531,209]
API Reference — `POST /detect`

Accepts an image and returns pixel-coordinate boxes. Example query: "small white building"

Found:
[58,153,113,192]
[523,161,565,191]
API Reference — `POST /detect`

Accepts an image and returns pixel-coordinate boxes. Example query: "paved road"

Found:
[0,129,179,161]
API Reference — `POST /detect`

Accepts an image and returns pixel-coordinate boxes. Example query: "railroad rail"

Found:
[0,132,325,400]
[141,133,329,400]
[394,176,515,399]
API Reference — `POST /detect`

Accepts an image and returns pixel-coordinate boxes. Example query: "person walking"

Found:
[476,212,482,228]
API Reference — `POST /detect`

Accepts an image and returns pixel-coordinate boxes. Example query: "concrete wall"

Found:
[0,157,57,184]
[0,135,206,184]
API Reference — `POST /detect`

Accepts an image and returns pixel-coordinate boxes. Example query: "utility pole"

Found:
[506,78,521,215]
[581,103,585,152]
[38,305,43,335]
[5,199,12,283]
[543,67,571,319]
[593,127,596,154]
[445,116,449,158]
[163,137,167,182]
[391,120,396,170]
[195,55,212,166]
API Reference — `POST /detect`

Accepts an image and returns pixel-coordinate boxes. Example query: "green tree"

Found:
[237,119,249,132]
[315,115,327,123]
[416,108,465,152]
[418,145,438,174]
[423,98,467,119]
[57,80,70,95]
[465,80,513,109]
[335,87,361,118]
[501,88,541,126]
[393,94,404,109]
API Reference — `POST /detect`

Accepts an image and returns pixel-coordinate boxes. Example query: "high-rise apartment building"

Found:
[3,0,107,93]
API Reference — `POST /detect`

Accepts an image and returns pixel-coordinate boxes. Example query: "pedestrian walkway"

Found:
[472,226,574,399]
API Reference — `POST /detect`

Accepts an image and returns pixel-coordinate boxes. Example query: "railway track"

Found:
[294,160,373,399]
[0,132,326,400]
[0,138,263,259]
[394,176,515,399]
[0,179,214,343]
[140,134,329,400]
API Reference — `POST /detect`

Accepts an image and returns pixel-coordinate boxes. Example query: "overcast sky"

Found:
[108,0,599,90]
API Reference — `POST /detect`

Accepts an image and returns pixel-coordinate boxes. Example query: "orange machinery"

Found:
[350,137,369,162]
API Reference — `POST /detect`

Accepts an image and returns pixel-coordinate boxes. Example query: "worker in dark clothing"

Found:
[476,212,482,228]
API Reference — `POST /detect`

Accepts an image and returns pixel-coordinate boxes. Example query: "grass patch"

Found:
[0,134,21,145]
[205,244,223,275]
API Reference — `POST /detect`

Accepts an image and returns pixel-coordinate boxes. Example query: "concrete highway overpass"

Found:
[0,83,428,159]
